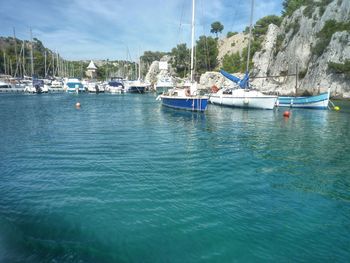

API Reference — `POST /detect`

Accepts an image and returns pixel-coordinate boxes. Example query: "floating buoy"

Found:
[334,106,340,111]
[75,102,81,108]
[283,111,290,118]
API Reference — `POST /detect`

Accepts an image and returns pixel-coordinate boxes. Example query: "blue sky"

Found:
[0,0,283,61]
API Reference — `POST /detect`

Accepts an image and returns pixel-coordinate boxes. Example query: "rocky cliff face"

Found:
[252,0,350,97]
[145,55,175,86]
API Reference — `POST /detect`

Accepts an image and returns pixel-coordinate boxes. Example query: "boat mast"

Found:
[138,56,141,80]
[246,0,254,73]
[190,0,195,82]
[13,27,18,77]
[44,50,47,78]
[30,27,34,77]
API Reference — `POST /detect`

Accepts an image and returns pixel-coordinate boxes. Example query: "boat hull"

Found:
[277,91,330,109]
[161,96,208,111]
[127,86,145,93]
[209,92,277,110]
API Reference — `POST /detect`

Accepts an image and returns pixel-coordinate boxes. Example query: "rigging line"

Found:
[198,0,210,71]
[177,0,186,45]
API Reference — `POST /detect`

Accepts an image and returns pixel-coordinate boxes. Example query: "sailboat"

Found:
[125,57,149,93]
[158,0,208,112]
[209,0,277,110]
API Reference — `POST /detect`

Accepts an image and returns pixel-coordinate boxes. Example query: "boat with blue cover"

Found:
[64,78,85,93]
[277,89,330,109]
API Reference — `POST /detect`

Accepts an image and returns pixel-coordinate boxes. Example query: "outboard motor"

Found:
[35,85,42,94]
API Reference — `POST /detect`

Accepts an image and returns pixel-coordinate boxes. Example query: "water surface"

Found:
[0,93,349,262]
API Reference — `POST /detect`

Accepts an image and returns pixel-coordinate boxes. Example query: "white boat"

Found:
[210,87,277,110]
[51,79,64,89]
[86,81,104,93]
[124,80,148,93]
[209,0,277,110]
[64,78,85,93]
[159,0,208,111]
[106,78,124,93]
[0,81,12,89]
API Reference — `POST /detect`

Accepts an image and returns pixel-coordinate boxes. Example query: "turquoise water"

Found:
[0,93,349,262]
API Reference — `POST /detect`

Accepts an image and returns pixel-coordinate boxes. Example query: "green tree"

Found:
[282,0,310,17]
[226,31,238,38]
[195,36,218,73]
[210,21,224,38]
[170,43,190,78]
[253,15,282,37]
[222,52,242,73]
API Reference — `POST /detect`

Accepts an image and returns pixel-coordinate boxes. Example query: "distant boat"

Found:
[24,79,46,94]
[209,0,277,110]
[64,78,84,93]
[86,81,104,93]
[106,78,124,94]
[277,89,330,109]
[0,81,12,89]
[125,80,147,93]
[158,0,208,112]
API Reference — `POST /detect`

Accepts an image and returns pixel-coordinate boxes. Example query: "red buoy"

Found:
[283,111,290,118]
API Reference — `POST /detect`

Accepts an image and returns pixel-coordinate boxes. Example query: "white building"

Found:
[86,60,97,79]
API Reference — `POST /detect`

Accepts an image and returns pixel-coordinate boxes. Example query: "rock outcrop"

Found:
[145,55,175,86]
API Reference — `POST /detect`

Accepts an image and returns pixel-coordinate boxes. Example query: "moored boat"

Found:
[106,78,124,94]
[159,83,208,112]
[159,0,208,112]
[64,78,85,93]
[125,80,147,93]
[209,0,277,110]
[277,89,330,109]
[210,84,277,110]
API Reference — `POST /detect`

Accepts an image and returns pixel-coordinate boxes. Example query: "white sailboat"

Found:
[158,0,208,111]
[209,0,277,110]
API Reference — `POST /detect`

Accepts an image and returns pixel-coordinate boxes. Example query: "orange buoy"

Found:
[283,111,290,118]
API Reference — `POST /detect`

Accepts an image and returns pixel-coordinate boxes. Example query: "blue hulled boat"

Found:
[277,89,330,109]
[160,86,208,112]
[158,0,208,112]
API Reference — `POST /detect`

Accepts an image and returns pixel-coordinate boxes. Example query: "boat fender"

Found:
[211,85,219,93]
[334,106,340,111]
[244,98,249,104]
[185,89,191,97]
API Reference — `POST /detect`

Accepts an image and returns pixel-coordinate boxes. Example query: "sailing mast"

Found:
[30,27,34,77]
[190,0,195,82]
[44,50,47,78]
[13,27,18,77]
[246,0,254,74]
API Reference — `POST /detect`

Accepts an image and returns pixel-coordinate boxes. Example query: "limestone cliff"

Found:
[252,0,350,97]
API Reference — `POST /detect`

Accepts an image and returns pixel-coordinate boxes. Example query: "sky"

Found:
[0,0,283,61]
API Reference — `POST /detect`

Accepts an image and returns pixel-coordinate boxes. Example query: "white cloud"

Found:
[0,0,283,60]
